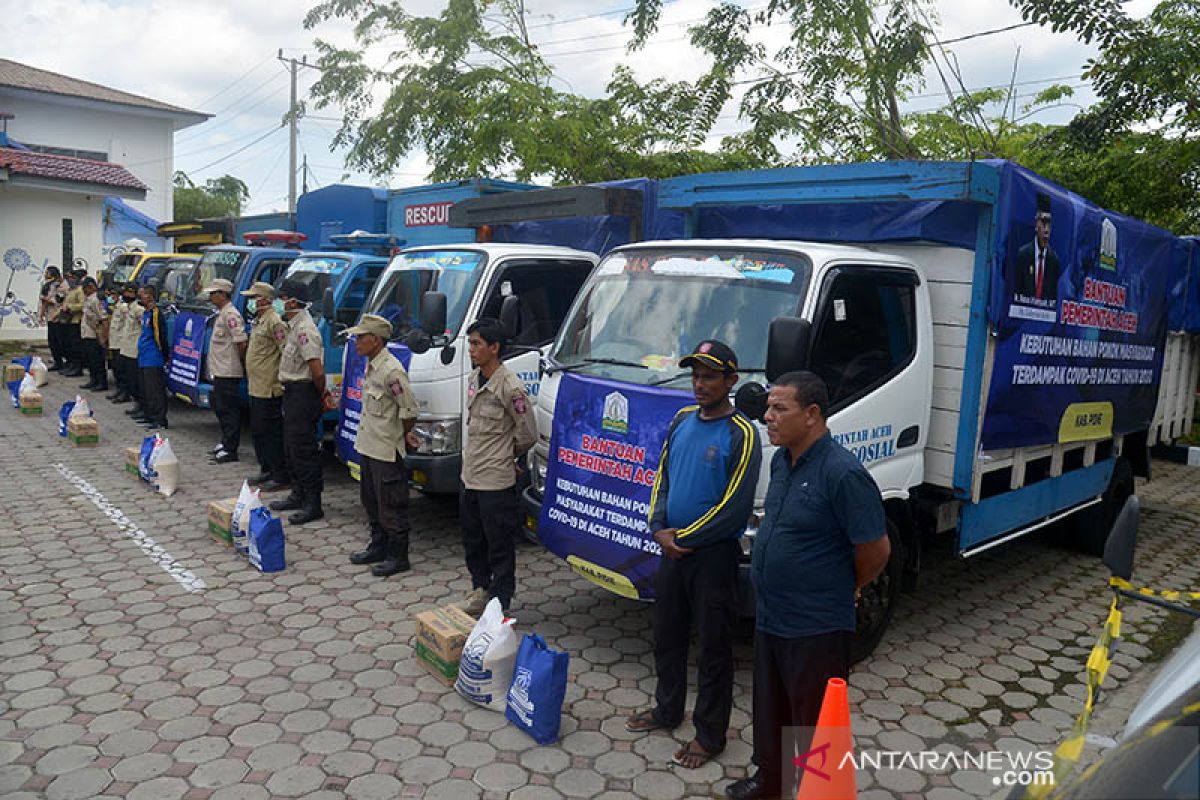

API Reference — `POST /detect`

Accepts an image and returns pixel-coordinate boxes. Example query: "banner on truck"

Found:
[537,373,691,601]
[167,311,208,403]
[336,339,412,469]
[981,166,1174,450]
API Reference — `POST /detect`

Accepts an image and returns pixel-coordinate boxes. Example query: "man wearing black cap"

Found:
[61,269,87,377]
[625,340,761,770]
[269,278,333,525]
[1014,193,1060,302]
[39,267,68,371]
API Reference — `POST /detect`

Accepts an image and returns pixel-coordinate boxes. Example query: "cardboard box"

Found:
[18,392,42,415]
[207,497,238,545]
[124,446,140,476]
[4,364,25,383]
[67,417,100,447]
[413,604,477,685]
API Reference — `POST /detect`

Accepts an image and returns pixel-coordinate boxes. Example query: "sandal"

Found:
[625,709,669,733]
[672,739,720,769]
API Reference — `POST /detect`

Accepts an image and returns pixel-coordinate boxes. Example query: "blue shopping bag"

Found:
[11,356,32,372]
[138,435,158,482]
[57,401,76,436]
[505,634,570,745]
[247,506,286,573]
[7,378,21,408]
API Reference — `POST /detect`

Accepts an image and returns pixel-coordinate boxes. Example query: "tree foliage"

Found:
[172,172,250,221]
[303,0,761,183]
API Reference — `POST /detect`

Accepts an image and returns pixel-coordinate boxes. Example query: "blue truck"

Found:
[523,160,1199,660]
[166,234,305,407]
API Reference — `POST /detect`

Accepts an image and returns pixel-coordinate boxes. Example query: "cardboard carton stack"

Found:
[67,417,100,447]
[414,604,477,685]
[207,498,238,546]
[19,392,42,415]
[123,447,140,476]
[4,364,25,384]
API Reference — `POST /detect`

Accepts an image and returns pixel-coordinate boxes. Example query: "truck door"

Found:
[475,258,595,398]
[807,265,929,486]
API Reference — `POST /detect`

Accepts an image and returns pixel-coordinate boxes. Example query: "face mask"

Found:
[272,299,286,315]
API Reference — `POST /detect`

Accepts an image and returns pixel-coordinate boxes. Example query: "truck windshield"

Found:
[364,250,485,338]
[553,247,810,386]
[108,254,140,284]
[178,250,247,308]
[158,260,200,306]
[283,256,348,304]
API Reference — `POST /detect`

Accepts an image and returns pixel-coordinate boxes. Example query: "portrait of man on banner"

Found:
[1012,193,1061,305]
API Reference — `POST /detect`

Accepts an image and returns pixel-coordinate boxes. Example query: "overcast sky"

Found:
[1,0,1148,218]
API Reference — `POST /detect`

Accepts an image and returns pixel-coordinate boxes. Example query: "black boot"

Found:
[79,379,97,390]
[125,405,144,416]
[269,493,304,512]
[247,471,272,487]
[288,503,324,525]
[371,532,410,576]
[62,366,83,377]
[725,772,774,800]
[106,389,122,401]
[350,534,387,565]
[112,392,131,404]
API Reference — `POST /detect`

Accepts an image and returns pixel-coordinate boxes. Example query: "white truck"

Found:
[524,160,1199,660]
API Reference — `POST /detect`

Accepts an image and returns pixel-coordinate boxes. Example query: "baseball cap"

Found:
[203,278,235,295]
[240,281,275,300]
[344,314,394,340]
[277,278,310,303]
[679,340,739,373]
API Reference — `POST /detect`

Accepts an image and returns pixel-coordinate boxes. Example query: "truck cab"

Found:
[100,251,176,293]
[282,234,397,422]
[166,233,303,407]
[335,244,598,485]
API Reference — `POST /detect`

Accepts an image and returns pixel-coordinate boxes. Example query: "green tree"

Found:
[172,172,250,221]
[302,0,768,182]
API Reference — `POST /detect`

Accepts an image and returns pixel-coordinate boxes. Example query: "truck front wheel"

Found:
[852,519,904,664]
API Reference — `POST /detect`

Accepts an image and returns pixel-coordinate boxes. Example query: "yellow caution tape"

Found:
[1023,596,1122,800]
[1110,576,1200,602]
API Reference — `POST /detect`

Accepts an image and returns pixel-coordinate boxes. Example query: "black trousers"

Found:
[652,538,739,753]
[120,355,141,404]
[82,338,106,386]
[282,382,323,504]
[139,365,168,426]
[249,396,286,480]
[212,377,242,455]
[361,455,410,559]
[47,322,69,367]
[460,486,518,608]
[751,629,852,795]
[65,324,83,368]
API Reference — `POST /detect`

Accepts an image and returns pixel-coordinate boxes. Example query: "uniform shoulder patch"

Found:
[274,327,287,344]
[388,376,404,397]
[512,394,528,415]
[298,331,308,346]
[227,315,240,329]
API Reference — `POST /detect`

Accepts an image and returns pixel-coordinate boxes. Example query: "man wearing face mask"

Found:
[39,267,68,371]
[240,282,290,492]
[204,278,249,465]
[269,279,333,524]
[109,283,141,404]
[61,269,87,377]
[79,278,108,391]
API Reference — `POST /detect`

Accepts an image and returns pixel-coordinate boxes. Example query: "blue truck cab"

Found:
[282,232,399,422]
[166,233,304,407]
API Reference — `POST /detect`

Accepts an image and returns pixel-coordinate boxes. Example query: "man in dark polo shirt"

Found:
[726,370,890,800]
[625,340,761,770]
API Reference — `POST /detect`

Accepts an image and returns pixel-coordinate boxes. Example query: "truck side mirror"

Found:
[499,295,521,340]
[322,286,336,324]
[420,290,448,336]
[1103,495,1140,581]
[766,317,812,382]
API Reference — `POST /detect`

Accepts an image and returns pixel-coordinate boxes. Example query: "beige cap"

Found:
[344,314,394,340]
[203,278,235,295]
[239,281,275,299]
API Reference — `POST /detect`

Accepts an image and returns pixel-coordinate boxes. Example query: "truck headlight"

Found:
[741,510,762,558]
[530,435,550,496]
[412,416,461,455]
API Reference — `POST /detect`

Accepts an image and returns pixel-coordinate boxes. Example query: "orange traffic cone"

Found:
[794,677,856,800]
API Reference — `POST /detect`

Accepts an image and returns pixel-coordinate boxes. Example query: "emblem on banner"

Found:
[185,319,193,336]
[1099,218,1118,271]
[601,391,629,434]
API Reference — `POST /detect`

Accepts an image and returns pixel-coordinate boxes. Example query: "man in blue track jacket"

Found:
[625,340,761,769]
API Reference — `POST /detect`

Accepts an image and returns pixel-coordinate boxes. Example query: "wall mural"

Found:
[1,248,45,329]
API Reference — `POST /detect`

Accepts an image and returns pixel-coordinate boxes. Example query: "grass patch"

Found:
[1141,611,1197,663]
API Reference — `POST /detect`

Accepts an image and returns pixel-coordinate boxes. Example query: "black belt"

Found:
[282,380,314,389]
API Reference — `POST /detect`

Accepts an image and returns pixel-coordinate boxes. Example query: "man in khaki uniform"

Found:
[62,270,86,377]
[105,285,130,401]
[268,279,332,525]
[79,277,108,391]
[40,267,68,370]
[117,284,144,409]
[240,282,290,491]
[205,278,249,465]
[345,315,421,577]
[458,318,537,615]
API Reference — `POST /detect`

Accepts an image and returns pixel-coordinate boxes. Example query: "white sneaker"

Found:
[457,587,489,617]
[211,443,223,454]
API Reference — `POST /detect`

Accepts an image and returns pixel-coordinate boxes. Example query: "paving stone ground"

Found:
[2,372,1198,799]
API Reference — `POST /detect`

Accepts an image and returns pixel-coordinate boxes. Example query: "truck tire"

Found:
[1070,458,1134,557]
[852,520,904,664]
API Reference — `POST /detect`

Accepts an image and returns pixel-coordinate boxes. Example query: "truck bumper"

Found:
[404,453,462,495]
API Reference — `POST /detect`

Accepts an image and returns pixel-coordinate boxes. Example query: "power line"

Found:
[193,54,277,109]
[187,126,283,177]
[176,71,289,144]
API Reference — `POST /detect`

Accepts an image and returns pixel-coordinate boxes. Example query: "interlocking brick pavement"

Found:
[2,371,1198,798]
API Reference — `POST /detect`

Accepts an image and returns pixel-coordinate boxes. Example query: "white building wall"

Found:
[0,92,175,224]
[0,185,104,341]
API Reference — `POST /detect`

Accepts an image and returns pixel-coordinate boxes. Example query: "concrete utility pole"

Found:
[278,50,309,216]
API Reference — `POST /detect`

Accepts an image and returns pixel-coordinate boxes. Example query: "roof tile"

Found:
[0,147,148,191]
